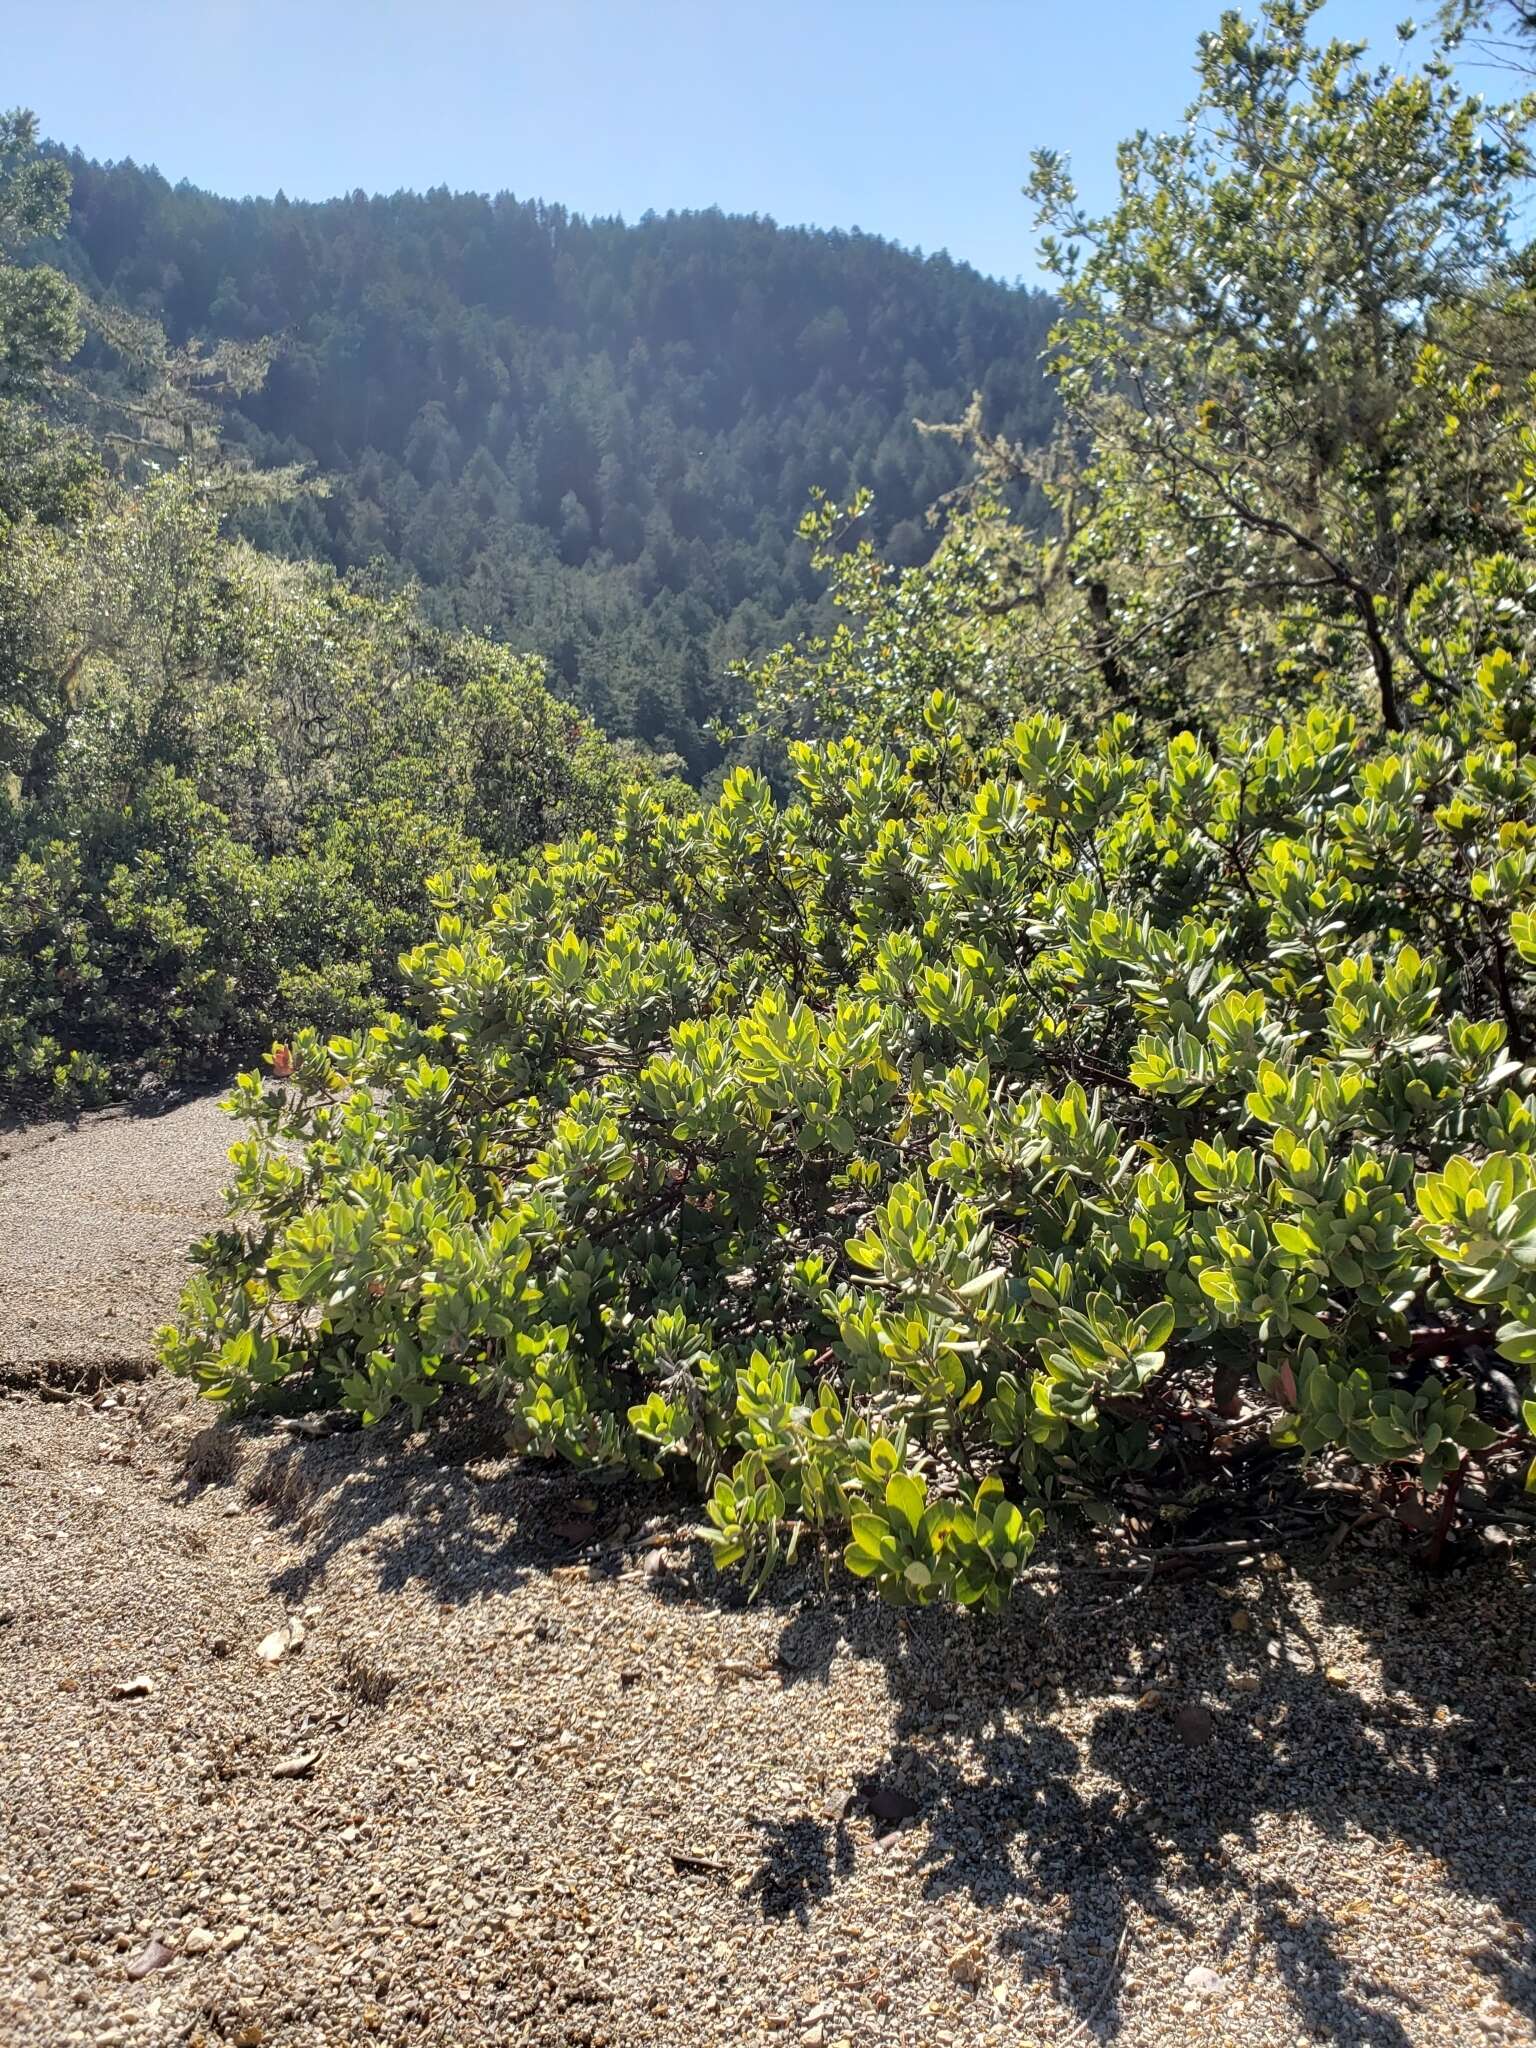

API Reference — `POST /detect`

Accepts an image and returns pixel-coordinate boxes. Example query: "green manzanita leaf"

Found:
[884,1472,926,1534]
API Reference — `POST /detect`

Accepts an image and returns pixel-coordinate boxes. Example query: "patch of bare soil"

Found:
[2,1375,1533,2048]
[0,1095,235,1388]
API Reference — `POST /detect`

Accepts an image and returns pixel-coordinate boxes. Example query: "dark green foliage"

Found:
[0,109,80,394]
[1,118,673,1114]
[1017,0,1536,732]
[0,108,92,529]
[0,476,670,1108]
[50,162,1058,772]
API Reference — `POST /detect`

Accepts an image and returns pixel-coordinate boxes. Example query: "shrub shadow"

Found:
[232,1399,1534,2043]
[750,1552,1534,2043]
[247,1400,687,1609]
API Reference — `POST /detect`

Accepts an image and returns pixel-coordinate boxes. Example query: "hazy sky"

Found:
[11,1,1449,283]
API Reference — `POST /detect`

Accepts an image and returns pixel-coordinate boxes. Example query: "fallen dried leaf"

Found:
[669,1847,734,1877]
[126,1937,176,1980]
[272,1749,320,1779]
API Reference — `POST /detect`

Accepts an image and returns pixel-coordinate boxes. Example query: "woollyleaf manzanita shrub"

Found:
[162,672,1536,1605]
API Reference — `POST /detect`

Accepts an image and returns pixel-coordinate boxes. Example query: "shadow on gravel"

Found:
[0,1076,226,1145]
[236,1396,1534,2045]
[246,1403,691,1611]
[746,1812,856,1925]
[755,1559,1534,2045]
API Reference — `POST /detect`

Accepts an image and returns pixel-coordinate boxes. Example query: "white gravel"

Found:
[2,1102,1534,2048]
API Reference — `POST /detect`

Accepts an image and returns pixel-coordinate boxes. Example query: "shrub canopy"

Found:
[165,667,1536,1603]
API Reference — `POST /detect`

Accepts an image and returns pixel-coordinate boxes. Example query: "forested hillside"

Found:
[50,161,1059,770]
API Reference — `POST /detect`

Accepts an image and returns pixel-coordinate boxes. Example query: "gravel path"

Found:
[0,1096,235,1383]
[2,1106,1535,2048]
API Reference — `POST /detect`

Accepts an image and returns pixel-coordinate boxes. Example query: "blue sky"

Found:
[12,1,1445,283]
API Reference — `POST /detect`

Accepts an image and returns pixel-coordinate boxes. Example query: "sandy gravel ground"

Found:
[0,1095,236,1382]
[2,1106,1534,2048]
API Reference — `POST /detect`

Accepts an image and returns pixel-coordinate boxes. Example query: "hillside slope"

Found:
[51,155,1058,770]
